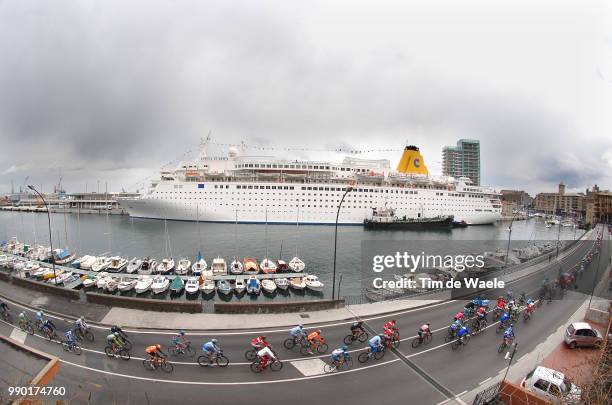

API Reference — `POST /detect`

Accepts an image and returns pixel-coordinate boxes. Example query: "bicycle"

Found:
[75,327,95,343]
[104,344,131,360]
[300,339,329,355]
[358,346,385,363]
[19,320,34,335]
[250,358,283,373]
[523,309,533,322]
[472,318,488,334]
[383,334,400,349]
[43,327,58,342]
[324,355,353,373]
[1,308,12,322]
[118,335,133,351]
[343,330,369,345]
[169,341,195,357]
[498,336,514,353]
[451,333,470,350]
[411,331,432,348]
[61,340,82,355]
[142,356,174,373]
[197,350,230,368]
[283,335,307,350]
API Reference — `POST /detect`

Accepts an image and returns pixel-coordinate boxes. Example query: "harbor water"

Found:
[0,211,585,301]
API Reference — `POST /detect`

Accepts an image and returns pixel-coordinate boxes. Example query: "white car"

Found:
[520,366,581,404]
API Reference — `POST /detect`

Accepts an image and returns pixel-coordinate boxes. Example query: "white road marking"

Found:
[10,327,27,344]
[290,358,327,376]
[479,377,491,385]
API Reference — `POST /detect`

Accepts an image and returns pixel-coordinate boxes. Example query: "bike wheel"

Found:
[283,338,296,350]
[161,361,174,373]
[444,333,454,343]
[317,343,329,354]
[392,338,400,349]
[374,350,385,360]
[119,349,131,361]
[73,345,82,355]
[324,363,335,373]
[411,337,422,348]
[358,331,369,343]
[104,346,114,357]
[250,361,263,373]
[343,335,354,345]
[216,355,229,368]
[123,339,133,351]
[497,343,506,354]
[62,343,70,352]
[300,345,313,356]
[168,346,178,356]
[197,355,210,367]
[84,329,94,342]
[142,360,154,370]
[424,333,432,344]
[184,346,195,357]
[451,340,461,351]
[495,326,502,334]
[270,360,283,371]
[358,352,370,363]
[340,358,353,371]
[245,349,257,361]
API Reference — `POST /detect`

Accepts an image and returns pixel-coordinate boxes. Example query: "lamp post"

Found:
[504,213,517,271]
[27,185,56,281]
[332,186,353,300]
[497,342,518,399]
[556,215,562,258]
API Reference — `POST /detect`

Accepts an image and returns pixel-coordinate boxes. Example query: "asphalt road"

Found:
[0,226,608,405]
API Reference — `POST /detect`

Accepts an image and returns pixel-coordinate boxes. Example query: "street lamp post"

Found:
[27,185,56,281]
[497,342,518,399]
[556,216,562,258]
[332,186,353,300]
[504,214,517,270]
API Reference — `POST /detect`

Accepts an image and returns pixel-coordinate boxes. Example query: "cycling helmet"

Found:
[79,316,84,321]
[342,345,348,351]
[261,336,267,340]
[212,338,218,344]
[156,344,161,349]
[392,319,396,324]
[316,329,321,334]
[426,323,431,326]
[509,324,514,328]
[179,330,185,335]
[298,324,303,328]
[114,332,120,337]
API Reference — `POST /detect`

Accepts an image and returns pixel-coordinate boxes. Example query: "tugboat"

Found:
[363,207,454,230]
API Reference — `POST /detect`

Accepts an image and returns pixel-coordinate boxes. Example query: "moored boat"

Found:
[79,255,97,270]
[156,258,175,274]
[96,272,112,289]
[53,249,76,265]
[289,276,306,290]
[117,277,137,292]
[289,257,306,272]
[234,278,246,294]
[261,279,277,294]
[217,279,232,295]
[138,258,156,275]
[276,260,289,272]
[135,275,153,294]
[108,256,128,272]
[151,275,170,294]
[191,254,207,276]
[82,276,97,289]
[246,276,261,295]
[230,258,243,274]
[126,258,142,274]
[275,277,289,290]
[175,258,191,275]
[200,277,216,295]
[185,277,200,295]
[170,276,185,294]
[92,257,111,272]
[260,258,277,274]
[304,274,324,292]
[211,257,227,276]
[106,277,120,292]
[243,257,259,274]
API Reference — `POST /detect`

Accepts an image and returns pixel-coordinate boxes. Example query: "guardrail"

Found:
[85,292,202,313]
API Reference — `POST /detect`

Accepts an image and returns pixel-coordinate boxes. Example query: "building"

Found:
[534,182,585,218]
[67,192,140,213]
[585,185,612,224]
[500,190,532,216]
[442,139,481,185]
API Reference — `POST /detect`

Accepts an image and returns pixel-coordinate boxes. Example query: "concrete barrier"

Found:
[11,276,81,300]
[85,292,202,313]
[215,299,345,314]
[0,271,10,282]
[585,307,611,325]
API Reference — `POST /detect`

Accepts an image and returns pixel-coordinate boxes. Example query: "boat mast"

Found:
[295,202,300,258]
[234,208,238,259]
[264,208,269,261]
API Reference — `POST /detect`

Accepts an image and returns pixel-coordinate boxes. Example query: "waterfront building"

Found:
[500,190,533,216]
[585,185,612,224]
[442,139,481,186]
[534,182,585,217]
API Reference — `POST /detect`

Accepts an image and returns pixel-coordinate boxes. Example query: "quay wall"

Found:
[10,276,81,300]
[85,292,202,313]
[214,299,345,314]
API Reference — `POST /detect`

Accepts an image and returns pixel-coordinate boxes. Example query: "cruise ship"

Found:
[118,139,502,225]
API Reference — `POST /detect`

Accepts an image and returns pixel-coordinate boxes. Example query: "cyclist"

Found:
[64,329,77,349]
[418,323,431,342]
[306,329,324,354]
[368,334,384,356]
[106,332,123,350]
[350,321,365,337]
[251,335,269,351]
[456,324,470,343]
[454,311,465,323]
[383,319,399,337]
[526,298,535,314]
[145,344,166,364]
[476,307,487,329]
[201,339,221,365]
[518,291,527,306]
[509,303,520,320]
[331,345,350,367]
[505,290,513,301]
[496,296,506,310]
[42,319,56,334]
[35,310,45,325]
[18,311,30,325]
[110,325,128,343]
[74,316,89,335]
[172,330,187,350]
[257,345,276,368]
[503,324,515,345]
[0,300,8,315]
[499,311,511,328]
[449,319,462,338]
[290,324,306,344]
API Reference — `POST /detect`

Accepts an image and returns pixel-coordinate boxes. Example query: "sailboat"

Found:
[260,209,277,274]
[175,258,191,275]
[229,209,244,275]
[230,258,243,274]
[289,205,306,272]
[261,279,277,294]
[243,257,259,274]
[191,252,207,276]
[211,257,227,276]
[170,276,185,294]
[185,277,200,295]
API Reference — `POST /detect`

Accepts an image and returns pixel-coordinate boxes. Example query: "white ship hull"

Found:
[119,180,500,225]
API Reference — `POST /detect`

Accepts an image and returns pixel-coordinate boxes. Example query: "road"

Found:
[0,226,608,405]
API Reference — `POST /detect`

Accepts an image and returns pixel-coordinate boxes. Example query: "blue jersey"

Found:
[290,326,304,337]
[500,313,510,322]
[504,328,514,338]
[369,335,382,347]
[450,321,461,331]
[457,327,469,338]
[203,342,219,353]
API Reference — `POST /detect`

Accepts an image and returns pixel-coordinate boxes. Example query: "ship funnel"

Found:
[396,145,429,175]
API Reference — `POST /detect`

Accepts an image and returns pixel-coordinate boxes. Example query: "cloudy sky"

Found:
[0,0,610,196]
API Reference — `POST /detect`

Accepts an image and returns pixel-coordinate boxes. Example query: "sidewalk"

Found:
[458,297,603,405]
